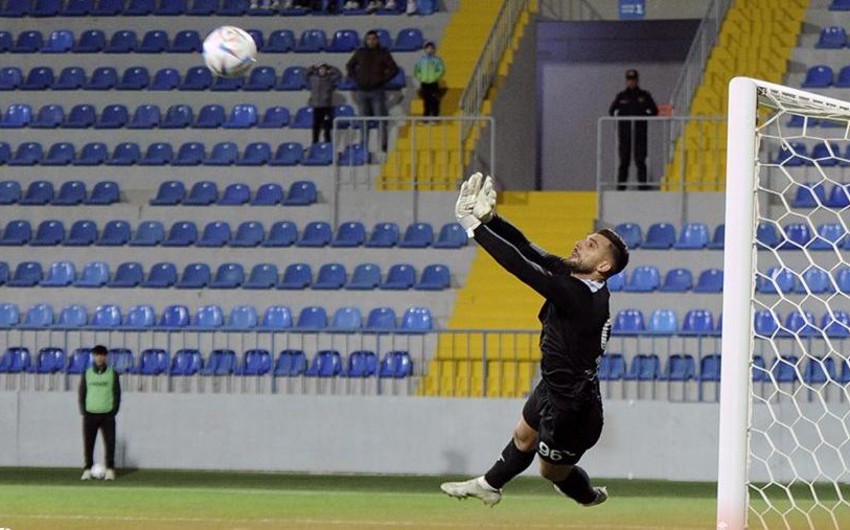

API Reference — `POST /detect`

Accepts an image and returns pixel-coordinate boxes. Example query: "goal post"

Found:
[717,77,850,530]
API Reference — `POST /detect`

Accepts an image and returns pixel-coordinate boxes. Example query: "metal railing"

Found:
[537,0,604,21]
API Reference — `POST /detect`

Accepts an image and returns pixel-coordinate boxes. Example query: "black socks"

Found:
[483,439,536,490]
[553,465,596,504]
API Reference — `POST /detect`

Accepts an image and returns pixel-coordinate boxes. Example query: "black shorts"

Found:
[522,381,604,465]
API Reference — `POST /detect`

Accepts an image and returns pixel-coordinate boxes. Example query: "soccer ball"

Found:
[90,463,106,480]
[202,26,258,78]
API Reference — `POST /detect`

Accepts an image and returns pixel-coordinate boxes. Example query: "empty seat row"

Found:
[815,26,850,49]
[755,266,850,295]
[615,221,724,250]
[0,27,426,54]
[0,102,358,129]
[0,64,407,91]
[151,181,315,206]
[787,181,850,208]
[0,140,338,166]
[0,302,433,332]
[0,219,466,249]
[0,180,117,205]
[0,0,435,17]
[0,260,451,291]
[0,346,414,379]
[801,64,850,88]
[607,267,723,293]
[774,141,850,167]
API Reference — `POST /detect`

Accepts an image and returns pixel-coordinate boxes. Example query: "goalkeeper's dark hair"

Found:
[597,228,629,279]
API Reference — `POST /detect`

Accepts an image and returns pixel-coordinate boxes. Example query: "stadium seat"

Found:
[802,65,833,88]
[674,222,709,249]
[116,66,150,90]
[0,181,20,204]
[108,262,143,287]
[194,104,225,129]
[623,354,662,381]
[91,0,125,15]
[381,264,415,290]
[270,142,303,166]
[291,106,313,128]
[0,67,22,90]
[778,223,812,250]
[34,348,66,374]
[217,183,250,205]
[297,221,332,247]
[175,263,211,289]
[58,304,88,327]
[42,29,73,52]
[20,181,53,205]
[770,356,800,384]
[137,349,169,376]
[263,221,297,247]
[73,29,105,52]
[160,104,193,129]
[31,220,64,246]
[210,75,244,91]
[782,310,819,338]
[379,351,413,379]
[278,263,312,289]
[398,223,433,248]
[0,220,32,246]
[105,30,137,53]
[251,183,284,205]
[107,348,134,374]
[173,142,205,165]
[257,106,290,128]
[66,348,92,374]
[365,222,400,248]
[96,220,130,246]
[179,66,212,90]
[150,67,180,90]
[33,0,62,16]
[331,222,366,247]
[105,142,141,166]
[43,143,76,166]
[0,103,31,126]
[810,223,845,250]
[334,104,356,126]
[194,306,224,329]
[280,182,315,206]
[666,354,695,381]
[13,31,43,53]
[139,142,173,166]
[63,104,96,129]
[183,181,218,206]
[432,223,467,248]
[265,29,295,52]
[606,271,624,292]
[0,142,10,164]
[757,267,796,294]
[811,144,839,167]
[243,263,278,290]
[385,68,405,90]
[227,305,258,330]
[278,66,307,91]
[237,142,271,165]
[623,265,660,292]
[302,350,341,378]
[822,311,850,338]
[803,357,838,385]
[792,182,827,208]
[142,262,178,288]
[31,104,65,129]
[169,349,202,375]
[201,142,237,166]
[835,67,850,89]
[598,353,626,381]
[40,261,76,287]
[837,268,850,294]
[9,142,44,166]
[612,309,645,336]
[127,104,160,128]
[64,220,98,246]
[297,306,328,330]
[162,221,197,246]
[338,143,368,166]
[273,349,306,376]
[74,261,109,287]
[680,309,716,336]
[159,305,189,327]
[171,30,202,53]
[95,104,131,128]
[415,264,450,291]
[658,268,693,292]
[693,268,723,293]
[0,263,8,285]
[642,222,676,249]
[138,30,168,53]
[295,29,327,53]
[223,104,259,128]
[209,263,244,289]
[330,307,362,332]
[328,29,359,52]
[707,224,725,249]
[798,267,834,294]
[90,304,121,328]
[756,222,781,249]
[150,181,185,206]
[313,263,346,290]
[0,303,20,327]
[218,0,248,15]
[345,350,378,377]
[400,307,432,333]
[0,347,32,374]
[230,221,264,247]
[302,142,333,165]
[370,29,393,49]
[0,31,9,52]
[236,349,272,376]
[347,263,380,290]
[262,306,293,330]
[244,67,276,91]
[393,27,424,51]
[84,66,118,89]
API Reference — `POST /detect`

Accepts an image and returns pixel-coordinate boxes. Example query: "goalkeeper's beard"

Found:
[565,255,595,275]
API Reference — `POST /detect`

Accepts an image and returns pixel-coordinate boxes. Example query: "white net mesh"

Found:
[748,85,850,529]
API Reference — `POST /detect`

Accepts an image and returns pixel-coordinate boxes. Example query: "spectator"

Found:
[249,0,279,10]
[347,30,400,154]
[406,0,417,14]
[79,345,121,481]
[608,69,658,190]
[343,0,397,14]
[414,41,445,118]
[307,63,342,145]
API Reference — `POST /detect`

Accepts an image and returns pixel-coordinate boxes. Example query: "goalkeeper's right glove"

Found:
[455,172,484,236]
[473,176,497,224]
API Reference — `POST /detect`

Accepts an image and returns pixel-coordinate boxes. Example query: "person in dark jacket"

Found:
[307,63,342,144]
[346,30,399,154]
[79,344,121,481]
[609,69,659,190]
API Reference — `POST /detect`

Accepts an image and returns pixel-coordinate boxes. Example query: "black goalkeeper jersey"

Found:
[473,216,612,408]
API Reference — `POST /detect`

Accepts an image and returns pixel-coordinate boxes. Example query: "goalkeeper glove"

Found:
[455,172,484,236]
[473,176,497,224]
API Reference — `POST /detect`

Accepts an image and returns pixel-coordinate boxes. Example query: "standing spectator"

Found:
[343,0,396,12]
[347,30,399,155]
[414,41,445,118]
[608,69,658,190]
[79,345,121,481]
[249,0,279,10]
[307,63,342,145]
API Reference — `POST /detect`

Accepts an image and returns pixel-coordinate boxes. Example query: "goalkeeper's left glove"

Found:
[455,172,484,236]
[473,176,497,224]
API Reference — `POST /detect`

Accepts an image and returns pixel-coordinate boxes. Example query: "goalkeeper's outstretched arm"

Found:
[484,215,571,276]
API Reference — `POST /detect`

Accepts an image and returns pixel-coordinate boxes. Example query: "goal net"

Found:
[718,78,850,530]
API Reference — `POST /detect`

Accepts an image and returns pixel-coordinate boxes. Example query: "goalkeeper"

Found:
[441,173,629,507]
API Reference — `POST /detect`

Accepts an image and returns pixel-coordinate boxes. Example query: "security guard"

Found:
[608,69,658,190]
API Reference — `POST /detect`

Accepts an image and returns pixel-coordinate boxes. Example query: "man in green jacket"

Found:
[79,345,121,481]
[414,42,445,117]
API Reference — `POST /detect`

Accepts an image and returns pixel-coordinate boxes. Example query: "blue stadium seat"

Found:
[108,261,143,287]
[770,356,800,384]
[606,270,624,291]
[0,220,31,246]
[380,351,413,379]
[0,142,10,164]
[415,264,450,291]
[73,29,105,52]
[265,29,295,52]
[810,223,845,250]
[84,66,118,89]
[150,181,185,206]
[0,347,32,374]
[117,306,153,332]
[347,263,380,290]
[282,181,316,207]
[244,263,278,290]
[230,221,264,247]
[183,181,218,206]
[345,350,378,377]
[236,349,272,376]
[244,67,276,91]
[105,142,140,165]
[194,305,224,329]
[278,66,307,91]
[823,311,850,338]
[199,348,235,375]
[195,221,230,247]
[209,263,244,289]
[13,30,44,53]
[0,181,20,204]
[830,0,850,9]
[228,305,258,329]
[775,142,809,166]
[175,263,211,288]
[31,104,65,128]
[58,304,88,327]
[756,222,781,249]
[693,268,723,293]
[330,306,362,332]
[169,349,202,375]
[707,224,725,249]
[399,223,433,248]
[42,29,73,53]
[393,27,424,51]
[838,268,850,294]
[218,183,250,205]
[173,142,205,165]
[296,29,327,52]
[331,222,366,247]
[223,104,259,128]
[9,142,44,166]
[137,349,169,375]
[138,30,168,52]
[328,29,359,52]
[792,182,827,208]
[811,144,839,166]
[612,309,645,336]
[381,264,415,290]
[43,143,76,166]
[338,144,368,166]
[369,29,393,49]
[400,307,432,333]
[623,354,662,381]
[642,222,676,249]
[778,223,812,250]
[698,354,722,382]
[334,103,356,127]
[160,305,190,327]
[94,104,129,129]
[34,347,65,374]
[291,105,313,128]
[432,222,467,248]
[31,219,64,246]
[138,142,173,166]
[40,261,76,287]
[674,222,709,249]
[385,68,405,90]
[179,66,212,90]
[598,353,626,381]
[172,30,202,53]
[128,104,160,128]
[63,104,96,128]
[798,267,833,294]
[142,262,178,288]
[0,31,9,51]
[211,75,244,91]
[803,357,838,385]
[263,221,297,247]
[92,0,125,15]
[237,142,271,165]
[219,0,249,15]
[50,180,86,206]
[257,106,290,128]
[278,263,312,289]
[757,267,796,294]
[74,261,109,287]
[90,304,122,328]
[33,0,62,16]
[297,221,332,247]
[262,306,293,330]
[305,350,342,378]
[204,142,238,165]
[64,220,98,246]
[0,262,8,285]
[251,183,284,205]
[623,265,660,292]
[0,303,20,327]
[194,104,225,129]
[0,67,22,90]
[162,221,197,246]
[116,66,149,89]
[781,310,819,338]
[680,309,716,336]
[149,67,180,90]
[666,354,695,381]
[658,268,693,292]
[802,65,833,88]
[302,142,332,165]
[273,349,306,376]
[270,142,303,166]
[297,306,328,330]
[365,222,399,247]
[0,103,31,126]
[105,30,138,53]
[96,220,130,246]
[161,104,193,128]
[313,263,346,290]
[66,348,92,374]
[156,0,187,15]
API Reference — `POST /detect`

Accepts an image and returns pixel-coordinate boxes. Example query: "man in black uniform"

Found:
[441,173,629,507]
[609,69,658,190]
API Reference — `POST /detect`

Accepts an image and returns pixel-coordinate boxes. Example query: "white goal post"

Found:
[718,77,850,530]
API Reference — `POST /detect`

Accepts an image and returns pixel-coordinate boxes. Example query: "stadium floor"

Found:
[0,468,845,529]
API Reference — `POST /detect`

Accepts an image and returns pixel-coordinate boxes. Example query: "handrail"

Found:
[537,0,603,21]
